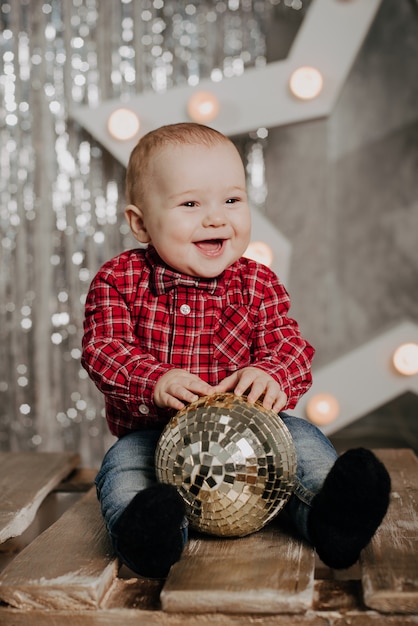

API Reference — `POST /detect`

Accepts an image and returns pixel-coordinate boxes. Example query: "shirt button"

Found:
[139,404,150,415]
[180,304,191,315]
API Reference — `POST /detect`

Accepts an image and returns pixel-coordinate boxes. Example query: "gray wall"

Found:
[264,0,418,368]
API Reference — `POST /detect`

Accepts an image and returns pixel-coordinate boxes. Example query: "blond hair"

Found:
[125,122,234,206]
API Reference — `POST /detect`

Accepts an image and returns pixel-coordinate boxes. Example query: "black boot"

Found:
[308,448,391,569]
[113,483,186,578]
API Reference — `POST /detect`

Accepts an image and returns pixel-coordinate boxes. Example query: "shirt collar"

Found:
[146,247,223,296]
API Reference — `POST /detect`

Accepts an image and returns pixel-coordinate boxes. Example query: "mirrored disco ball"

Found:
[155,393,297,537]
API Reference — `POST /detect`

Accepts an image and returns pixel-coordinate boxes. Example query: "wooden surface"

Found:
[0,451,80,543]
[1,587,418,626]
[361,449,418,614]
[161,524,315,614]
[0,489,117,610]
[0,449,417,625]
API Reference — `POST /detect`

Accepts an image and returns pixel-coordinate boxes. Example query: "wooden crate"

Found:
[0,449,417,625]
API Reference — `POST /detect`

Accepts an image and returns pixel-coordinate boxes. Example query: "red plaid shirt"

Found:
[82,246,314,438]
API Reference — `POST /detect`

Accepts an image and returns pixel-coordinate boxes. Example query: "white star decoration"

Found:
[298,321,418,434]
[70,0,382,167]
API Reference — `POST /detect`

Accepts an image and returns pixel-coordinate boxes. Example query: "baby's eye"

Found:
[182,201,197,207]
[226,198,239,204]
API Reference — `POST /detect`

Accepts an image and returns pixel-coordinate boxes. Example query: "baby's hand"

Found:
[214,367,287,413]
[154,369,215,411]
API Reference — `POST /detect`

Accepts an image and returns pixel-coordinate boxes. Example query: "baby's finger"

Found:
[162,394,186,411]
[213,372,238,393]
[236,370,260,399]
[232,371,257,398]
[258,380,281,410]
[272,391,287,413]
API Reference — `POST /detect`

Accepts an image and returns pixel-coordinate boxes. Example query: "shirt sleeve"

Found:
[81,265,175,427]
[249,269,315,409]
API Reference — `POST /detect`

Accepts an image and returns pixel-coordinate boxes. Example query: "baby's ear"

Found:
[125,204,151,244]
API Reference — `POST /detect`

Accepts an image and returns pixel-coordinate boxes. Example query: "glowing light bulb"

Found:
[107,108,140,141]
[187,91,220,123]
[244,241,273,268]
[289,66,323,100]
[306,394,339,426]
[392,343,418,376]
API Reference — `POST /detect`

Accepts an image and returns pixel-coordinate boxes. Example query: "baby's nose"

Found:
[202,206,227,227]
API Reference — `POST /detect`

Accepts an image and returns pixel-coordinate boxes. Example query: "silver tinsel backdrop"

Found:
[0,0,307,465]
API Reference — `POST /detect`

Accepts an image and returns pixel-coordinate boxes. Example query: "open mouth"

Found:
[194,239,226,255]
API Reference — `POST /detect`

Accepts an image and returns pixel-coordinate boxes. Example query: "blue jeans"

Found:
[95,414,338,548]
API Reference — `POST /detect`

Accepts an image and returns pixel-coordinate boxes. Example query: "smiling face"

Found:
[125,140,251,278]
